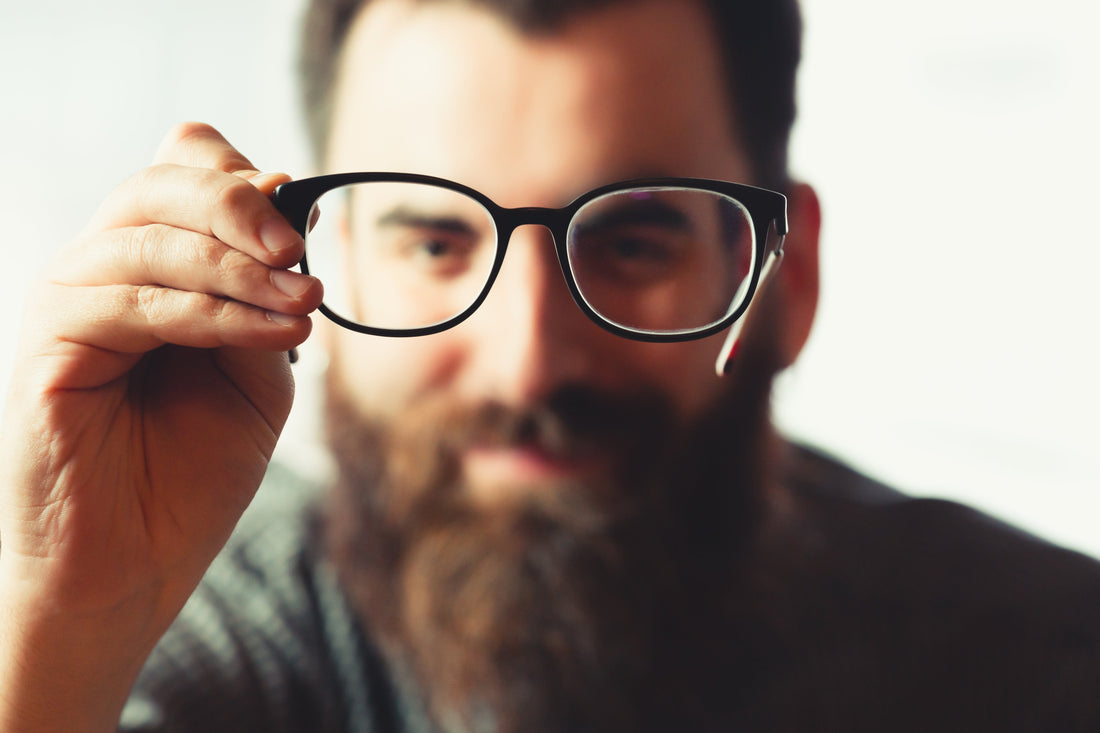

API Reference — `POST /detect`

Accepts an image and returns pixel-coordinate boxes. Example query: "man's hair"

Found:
[299,0,802,190]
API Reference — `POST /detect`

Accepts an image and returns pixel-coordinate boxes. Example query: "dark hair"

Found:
[299,0,801,190]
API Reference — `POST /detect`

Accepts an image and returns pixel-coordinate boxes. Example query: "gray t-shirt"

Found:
[120,445,1100,732]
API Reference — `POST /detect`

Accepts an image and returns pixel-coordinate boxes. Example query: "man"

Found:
[0,0,1096,731]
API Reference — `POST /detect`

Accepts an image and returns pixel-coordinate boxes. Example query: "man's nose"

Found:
[463,224,597,404]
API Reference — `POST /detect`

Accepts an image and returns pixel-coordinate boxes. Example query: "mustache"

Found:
[432,384,676,461]
[368,383,679,519]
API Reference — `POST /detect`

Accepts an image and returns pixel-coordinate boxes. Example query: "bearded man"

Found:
[0,0,1097,731]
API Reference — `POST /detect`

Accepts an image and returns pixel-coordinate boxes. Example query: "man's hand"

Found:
[0,123,324,732]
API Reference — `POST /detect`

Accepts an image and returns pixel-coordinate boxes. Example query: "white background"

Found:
[1,0,1097,556]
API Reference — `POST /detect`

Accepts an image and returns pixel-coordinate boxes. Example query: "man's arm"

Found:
[0,123,323,732]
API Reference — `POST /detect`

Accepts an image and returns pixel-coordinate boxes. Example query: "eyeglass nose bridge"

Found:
[493,206,572,239]
[484,205,582,309]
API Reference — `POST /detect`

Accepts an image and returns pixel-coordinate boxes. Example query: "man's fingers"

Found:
[51,225,323,317]
[86,165,304,268]
[87,122,302,268]
[152,121,259,176]
[149,123,294,225]
[24,120,319,392]
[33,282,312,384]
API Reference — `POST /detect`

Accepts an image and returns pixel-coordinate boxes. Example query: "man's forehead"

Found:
[328,0,749,202]
[338,0,726,100]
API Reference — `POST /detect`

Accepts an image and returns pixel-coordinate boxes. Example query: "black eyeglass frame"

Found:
[274,173,788,343]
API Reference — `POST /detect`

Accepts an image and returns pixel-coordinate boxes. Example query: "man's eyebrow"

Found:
[574,199,692,234]
[375,206,478,234]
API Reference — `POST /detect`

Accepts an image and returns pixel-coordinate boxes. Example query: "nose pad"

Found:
[467,224,592,403]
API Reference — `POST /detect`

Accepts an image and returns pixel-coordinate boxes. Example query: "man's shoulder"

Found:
[762,442,1100,729]
[780,441,1100,594]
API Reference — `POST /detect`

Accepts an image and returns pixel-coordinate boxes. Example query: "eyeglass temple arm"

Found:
[714,244,785,377]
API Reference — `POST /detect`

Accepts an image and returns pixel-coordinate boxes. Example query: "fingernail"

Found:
[248,171,292,189]
[266,311,300,327]
[260,218,303,254]
[270,268,313,298]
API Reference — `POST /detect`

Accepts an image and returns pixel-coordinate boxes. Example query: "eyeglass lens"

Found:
[304,182,757,334]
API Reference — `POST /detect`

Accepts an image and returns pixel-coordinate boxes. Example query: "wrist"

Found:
[0,570,160,733]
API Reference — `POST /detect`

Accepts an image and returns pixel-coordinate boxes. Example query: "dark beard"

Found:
[323,338,781,732]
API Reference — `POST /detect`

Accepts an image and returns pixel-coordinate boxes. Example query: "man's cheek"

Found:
[328,332,470,418]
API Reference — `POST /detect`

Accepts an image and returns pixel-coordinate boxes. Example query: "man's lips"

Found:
[461,441,609,496]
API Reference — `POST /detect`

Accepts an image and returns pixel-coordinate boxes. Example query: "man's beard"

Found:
[323,338,781,732]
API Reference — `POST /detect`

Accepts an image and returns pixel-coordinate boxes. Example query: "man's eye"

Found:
[398,230,478,276]
[416,237,458,258]
[606,236,674,263]
[574,229,684,286]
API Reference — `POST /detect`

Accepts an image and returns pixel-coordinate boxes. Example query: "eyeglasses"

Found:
[274,174,788,372]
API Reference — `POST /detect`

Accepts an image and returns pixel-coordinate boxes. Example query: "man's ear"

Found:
[774,181,821,367]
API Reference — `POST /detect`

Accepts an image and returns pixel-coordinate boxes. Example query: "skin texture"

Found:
[0,0,819,729]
